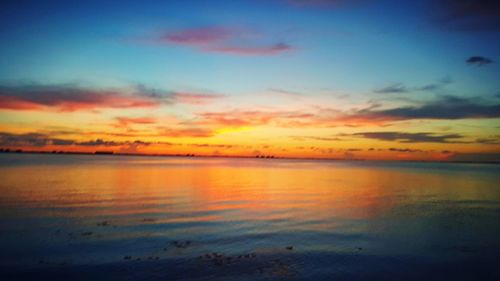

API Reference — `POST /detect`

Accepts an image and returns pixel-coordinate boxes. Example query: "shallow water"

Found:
[0,153,499,280]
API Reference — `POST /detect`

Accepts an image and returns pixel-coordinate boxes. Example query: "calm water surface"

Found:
[0,154,499,280]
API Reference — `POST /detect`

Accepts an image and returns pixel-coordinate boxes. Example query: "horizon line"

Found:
[1,149,499,165]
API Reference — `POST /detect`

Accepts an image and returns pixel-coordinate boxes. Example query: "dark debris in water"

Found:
[123,255,160,262]
[96,221,110,227]
[198,251,257,267]
[195,250,296,277]
[120,239,297,278]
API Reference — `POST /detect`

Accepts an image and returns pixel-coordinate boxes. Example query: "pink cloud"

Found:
[158,26,292,56]
[163,26,232,45]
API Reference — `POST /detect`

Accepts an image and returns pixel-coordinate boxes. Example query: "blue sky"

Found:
[2,0,499,95]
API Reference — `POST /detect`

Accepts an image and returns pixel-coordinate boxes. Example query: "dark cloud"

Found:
[188,143,235,148]
[78,139,121,146]
[0,132,57,147]
[475,136,500,144]
[433,0,500,31]
[466,56,494,66]
[365,95,500,120]
[0,83,225,112]
[388,148,424,153]
[352,131,467,143]
[0,83,171,111]
[0,132,156,148]
[334,95,500,126]
[51,139,76,146]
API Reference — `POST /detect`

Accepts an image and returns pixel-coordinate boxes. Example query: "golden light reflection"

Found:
[1,156,496,234]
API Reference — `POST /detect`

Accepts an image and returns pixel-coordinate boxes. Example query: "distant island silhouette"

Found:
[0,147,498,164]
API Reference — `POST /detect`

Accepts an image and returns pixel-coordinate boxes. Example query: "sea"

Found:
[1,153,499,280]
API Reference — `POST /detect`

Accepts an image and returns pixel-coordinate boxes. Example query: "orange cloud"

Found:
[115,117,158,128]
[159,127,215,138]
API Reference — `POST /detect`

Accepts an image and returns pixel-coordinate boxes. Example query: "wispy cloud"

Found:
[374,83,409,94]
[164,26,232,45]
[115,117,157,128]
[269,88,303,97]
[172,92,224,105]
[158,127,215,138]
[374,77,452,94]
[157,26,292,56]
[197,110,315,127]
[291,136,345,141]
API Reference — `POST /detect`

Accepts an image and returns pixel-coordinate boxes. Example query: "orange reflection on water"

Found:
[2,155,497,235]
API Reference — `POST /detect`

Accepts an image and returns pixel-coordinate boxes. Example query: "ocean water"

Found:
[0,153,499,281]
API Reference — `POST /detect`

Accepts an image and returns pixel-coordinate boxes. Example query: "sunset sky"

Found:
[1,0,499,161]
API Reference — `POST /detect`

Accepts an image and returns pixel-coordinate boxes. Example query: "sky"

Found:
[0,0,499,161]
